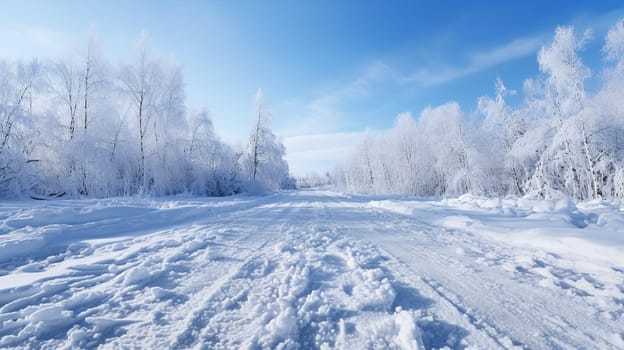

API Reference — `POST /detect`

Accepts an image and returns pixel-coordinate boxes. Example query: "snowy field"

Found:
[0,190,623,349]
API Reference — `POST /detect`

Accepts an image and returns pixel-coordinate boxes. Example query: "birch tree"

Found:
[120,32,159,189]
[245,89,290,191]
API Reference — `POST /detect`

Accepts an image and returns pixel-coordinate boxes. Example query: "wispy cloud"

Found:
[0,25,73,59]
[404,9,624,87]
[313,61,391,106]
[276,61,392,137]
[277,33,546,141]
[405,35,544,86]
[570,7,624,34]
[283,131,366,175]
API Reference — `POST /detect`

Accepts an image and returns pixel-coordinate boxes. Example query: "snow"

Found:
[0,189,623,349]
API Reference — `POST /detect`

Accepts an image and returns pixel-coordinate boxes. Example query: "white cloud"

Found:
[405,35,545,86]
[283,131,365,176]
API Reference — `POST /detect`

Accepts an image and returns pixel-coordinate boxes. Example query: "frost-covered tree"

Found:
[47,33,107,196]
[594,19,624,198]
[244,89,291,192]
[417,102,473,196]
[336,132,377,194]
[523,26,604,199]
[476,78,526,195]
[390,113,421,194]
[145,60,187,195]
[0,59,42,198]
[336,104,475,196]
[120,32,159,190]
[188,110,240,196]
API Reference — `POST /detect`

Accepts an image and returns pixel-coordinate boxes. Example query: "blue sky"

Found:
[2,1,624,175]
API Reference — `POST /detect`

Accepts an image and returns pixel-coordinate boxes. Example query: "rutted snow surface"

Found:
[0,190,623,349]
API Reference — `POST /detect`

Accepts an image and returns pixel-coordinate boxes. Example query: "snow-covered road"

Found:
[0,190,623,349]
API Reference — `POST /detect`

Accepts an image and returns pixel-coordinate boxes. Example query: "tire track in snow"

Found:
[171,247,274,348]
[2,190,622,349]
[0,196,289,349]
[100,202,295,349]
[362,204,623,349]
[174,193,426,349]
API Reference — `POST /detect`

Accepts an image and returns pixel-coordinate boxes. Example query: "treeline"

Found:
[0,32,292,199]
[336,20,624,200]
[296,171,334,188]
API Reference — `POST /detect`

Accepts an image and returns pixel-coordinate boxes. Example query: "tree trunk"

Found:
[252,111,261,182]
[138,93,145,187]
